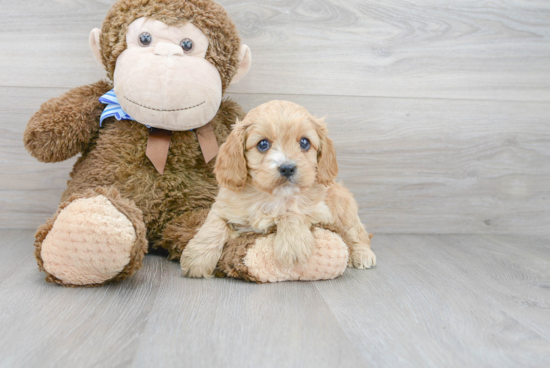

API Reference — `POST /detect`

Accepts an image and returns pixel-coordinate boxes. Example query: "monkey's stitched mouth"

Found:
[124,96,205,112]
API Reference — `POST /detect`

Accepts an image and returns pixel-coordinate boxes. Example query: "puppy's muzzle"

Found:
[278,164,296,179]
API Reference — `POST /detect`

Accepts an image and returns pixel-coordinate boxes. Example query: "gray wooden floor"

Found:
[1,230,548,368]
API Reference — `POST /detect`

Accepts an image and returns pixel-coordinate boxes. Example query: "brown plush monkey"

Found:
[24,0,254,286]
[24,0,349,286]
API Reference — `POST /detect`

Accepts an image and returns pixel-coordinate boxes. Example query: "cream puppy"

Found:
[180,100,376,278]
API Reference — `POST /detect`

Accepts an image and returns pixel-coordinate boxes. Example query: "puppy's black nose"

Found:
[279,164,296,178]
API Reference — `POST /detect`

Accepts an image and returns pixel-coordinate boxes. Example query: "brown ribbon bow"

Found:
[146,123,219,175]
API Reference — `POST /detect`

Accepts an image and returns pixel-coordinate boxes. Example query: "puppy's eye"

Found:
[300,137,311,151]
[139,32,152,46]
[180,38,194,53]
[257,139,271,153]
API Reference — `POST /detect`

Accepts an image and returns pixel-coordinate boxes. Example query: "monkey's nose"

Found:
[154,43,184,57]
[278,164,297,178]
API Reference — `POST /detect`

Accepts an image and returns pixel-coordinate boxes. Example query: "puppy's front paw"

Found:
[180,248,218,278]
[274,228,315,267]
[348,248,376,269]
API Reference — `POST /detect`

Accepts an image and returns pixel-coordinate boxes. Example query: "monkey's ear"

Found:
[89,28,105,68]
[230,45,252,85]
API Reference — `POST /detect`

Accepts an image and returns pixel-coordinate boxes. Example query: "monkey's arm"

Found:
[23,80,112,163]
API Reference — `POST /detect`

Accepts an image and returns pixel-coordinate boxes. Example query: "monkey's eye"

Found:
[139,32,152,46]
[257,139,271,153]
[180,38,194,53]
[300,137,311,151]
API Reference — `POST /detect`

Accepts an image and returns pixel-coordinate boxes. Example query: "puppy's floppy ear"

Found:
[215,119,248,191]
[312,117,338,185]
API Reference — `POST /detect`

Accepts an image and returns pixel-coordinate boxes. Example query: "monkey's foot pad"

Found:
[244,228,349,283]
[41,195,137,285]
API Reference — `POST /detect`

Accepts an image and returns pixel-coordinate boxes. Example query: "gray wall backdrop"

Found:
[1,0,549,234]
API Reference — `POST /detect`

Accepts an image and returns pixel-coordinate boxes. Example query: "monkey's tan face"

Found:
[113,17,222,131]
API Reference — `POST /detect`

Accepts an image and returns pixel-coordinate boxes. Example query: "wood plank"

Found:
[0,230,35,281]
[0,230,367,368]
[0,230,165,368]
[1,231,549,367]
[130,261,367,368]
[315,234,550,368]
[3,86,549,234]
[0,190,68,229]
[1,0,549,101]
[434,235,550,342]
[490,234,550,263]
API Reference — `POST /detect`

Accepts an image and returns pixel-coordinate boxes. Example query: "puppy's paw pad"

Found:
[348,249,376,269]
[180,251,217,278]
[181,263,215,278]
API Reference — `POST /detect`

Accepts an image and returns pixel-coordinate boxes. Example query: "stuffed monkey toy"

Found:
[24,0,349,286]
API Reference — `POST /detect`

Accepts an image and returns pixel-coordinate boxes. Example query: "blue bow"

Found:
[99,89,135,127]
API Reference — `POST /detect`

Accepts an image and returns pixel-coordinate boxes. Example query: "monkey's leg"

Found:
[217,226,349,283]
[34,187,147,287]
[159,209,210,261]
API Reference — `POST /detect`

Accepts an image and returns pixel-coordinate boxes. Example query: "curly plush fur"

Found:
[26,79,244,245]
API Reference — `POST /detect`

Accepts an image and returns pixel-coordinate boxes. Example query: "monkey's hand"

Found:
[23,80,112,163]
